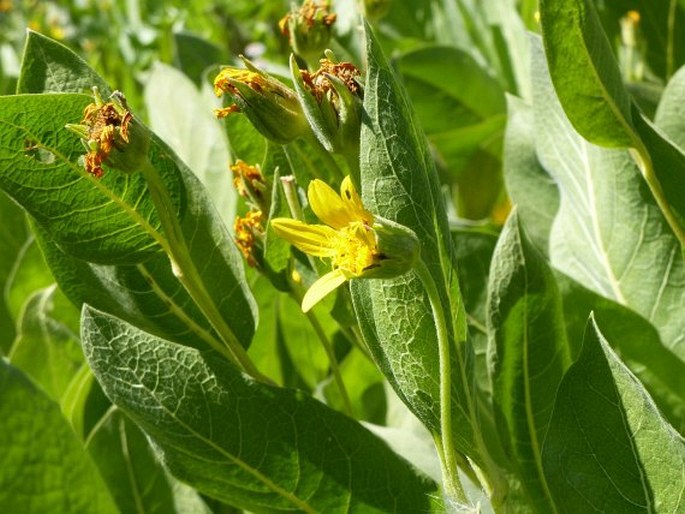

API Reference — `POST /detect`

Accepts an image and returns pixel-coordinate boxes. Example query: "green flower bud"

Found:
[366,216,420,279]
[214,57,309,144]
[279,0,337,62]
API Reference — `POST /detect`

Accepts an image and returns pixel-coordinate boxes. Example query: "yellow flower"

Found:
[271,177,419,312]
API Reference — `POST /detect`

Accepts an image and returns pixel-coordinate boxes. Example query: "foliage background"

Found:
[1,0,685,513]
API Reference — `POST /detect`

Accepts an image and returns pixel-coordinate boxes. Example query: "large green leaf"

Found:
[530,38,685,359]
[0,360,118,514]
[487,211,571,513]
[503,95,559,256]
[0,93,182,264]
[351,23,475,457]
[7,34,257,349]
[538,0,637,147]
[655,64,685,149]
[32,173,256,350]
[558,273,685,433]
[81,306,436,513]
[542,317,685,512]
[9,285,83,401]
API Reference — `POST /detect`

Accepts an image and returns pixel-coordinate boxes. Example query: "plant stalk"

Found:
[415,260,466,503]
[140,161,272,384]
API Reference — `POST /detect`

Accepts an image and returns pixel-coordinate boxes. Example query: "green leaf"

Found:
[0,360,118,514]
[503,95,559,256]
[81,306,436,513]
[542,316,685,513]
[539,0,637,147]
[487,211,571,513]
[0,191,31,350]
[33,183,256,351]
[557,273,685,433]
[351,23,475,457]
[530,37,685,360]
[655,64,685,150]
[5,36,257,349]
[86,408,183,514]
[9,286,83,401]
[17,30,111,95]
[0,93,182,264]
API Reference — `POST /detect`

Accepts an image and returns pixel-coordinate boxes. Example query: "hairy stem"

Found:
[140,161,272,384]
[415,260,466,503]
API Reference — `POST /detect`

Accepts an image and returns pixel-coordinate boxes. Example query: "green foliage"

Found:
[1,1,685,512]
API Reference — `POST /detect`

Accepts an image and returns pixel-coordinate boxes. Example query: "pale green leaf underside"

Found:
[351,23,474,456]
[530,39,685,359]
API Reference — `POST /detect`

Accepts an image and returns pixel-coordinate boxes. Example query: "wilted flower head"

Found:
[279,0,337,61]
[214,58,308,144]
[234,210,264,268]
[301,57,362,102]
[291,53,363,155]
[231,160,269,212]
[66,88,149,177]
[271,176,419,311]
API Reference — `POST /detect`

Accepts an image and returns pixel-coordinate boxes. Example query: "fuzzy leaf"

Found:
[351,23,475,457]
[81,305,436,513]
[542,317,685,513]
[530,37,685,360]
[487,211,571,512]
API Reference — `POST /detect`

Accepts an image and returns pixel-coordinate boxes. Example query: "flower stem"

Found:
[140,161,272,384]
[630,143,685,246]
[288,279,355,417]
[414,260,466,503]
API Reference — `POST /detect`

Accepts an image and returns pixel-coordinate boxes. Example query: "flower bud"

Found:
[291,53,363,156]
[365,216,420,279]
[66,88,150,177]
[214,57,309,144]
[279,0,337,62]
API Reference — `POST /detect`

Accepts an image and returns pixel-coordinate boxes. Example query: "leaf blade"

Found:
[81,305,436,513]
[542,317,685,513]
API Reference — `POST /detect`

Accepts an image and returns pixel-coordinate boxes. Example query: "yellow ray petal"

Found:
[270,218,337,257]
[308,179,359,229]
[302,269,348,312]
[340,176,373,224]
